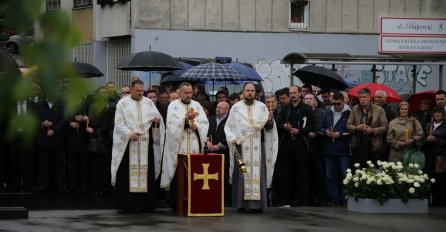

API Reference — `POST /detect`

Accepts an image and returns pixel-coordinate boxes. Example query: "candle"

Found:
[330,127,335,143]
[363,118,366,134]
[429,119,433,136]
[405,128,409,143]
[268,101,273,112]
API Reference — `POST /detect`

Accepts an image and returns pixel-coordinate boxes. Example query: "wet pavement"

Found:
[1,207,446,232]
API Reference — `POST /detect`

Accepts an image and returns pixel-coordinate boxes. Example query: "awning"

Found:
[282,52,446,65]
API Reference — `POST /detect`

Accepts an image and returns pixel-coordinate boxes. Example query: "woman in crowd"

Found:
[386,102,424,162]
[85,87,115,194]
[423,105,446,206]
[413,98,433,135]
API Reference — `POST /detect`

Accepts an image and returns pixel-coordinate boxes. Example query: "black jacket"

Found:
[276,101,315,148]
[37,99,67,148]
[207,115,229,154]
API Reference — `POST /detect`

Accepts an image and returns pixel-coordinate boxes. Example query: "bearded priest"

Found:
[111,80,165,213]
[224,82,278,213]
[160,82,209,209]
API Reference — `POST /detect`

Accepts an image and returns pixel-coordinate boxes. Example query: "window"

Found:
[46,0,60,12]
[97,0,130,6]
[74,0,92,8]
[289,0,309,30]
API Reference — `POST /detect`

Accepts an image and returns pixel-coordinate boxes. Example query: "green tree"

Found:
[0,0,91,143]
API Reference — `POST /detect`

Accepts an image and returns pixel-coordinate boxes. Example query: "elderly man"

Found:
[111,80,165,213]
[207,101,231,205]
[303,93,326,206]
[347,88,388,167]
[374,90,396,161]
[120,86,130,98]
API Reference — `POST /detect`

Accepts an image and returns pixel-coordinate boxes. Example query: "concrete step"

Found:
[0,207,28,219]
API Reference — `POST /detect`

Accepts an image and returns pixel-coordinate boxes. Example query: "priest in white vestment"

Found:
[224,82,278,212]
[111,80,165,213]
[160,82,209,208]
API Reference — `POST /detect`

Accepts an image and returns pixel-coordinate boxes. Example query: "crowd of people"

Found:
[1,78,445,213]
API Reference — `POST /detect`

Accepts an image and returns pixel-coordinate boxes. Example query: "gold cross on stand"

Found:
[193,163,219,190]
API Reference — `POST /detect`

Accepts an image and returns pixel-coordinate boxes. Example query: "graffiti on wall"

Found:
[253,58,436,95]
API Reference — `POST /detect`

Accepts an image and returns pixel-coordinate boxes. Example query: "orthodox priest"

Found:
[160,82,209,207]
[111,80,165,213]
[224,82,278,212]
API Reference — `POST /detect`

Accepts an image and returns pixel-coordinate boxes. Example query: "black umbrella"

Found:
[0,47,20,75]
[293,65,348,90]
[116,51,182,71]
[72,62,104,77]
[160,73,199,84]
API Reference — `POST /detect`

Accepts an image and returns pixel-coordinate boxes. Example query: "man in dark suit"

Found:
[275,85,315,207]
[206,101,230,205]
[8,97,39,192]
[36,95,68,192]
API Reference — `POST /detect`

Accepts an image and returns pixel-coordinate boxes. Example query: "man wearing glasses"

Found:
[320,92,351,207]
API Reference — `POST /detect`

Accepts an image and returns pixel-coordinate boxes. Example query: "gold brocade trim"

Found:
[187,154,225,217]
[128,100,149,193]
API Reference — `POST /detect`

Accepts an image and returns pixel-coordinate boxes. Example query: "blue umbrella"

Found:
[172,61,193,77]
[345,79,358,89]
[224,63,263,81]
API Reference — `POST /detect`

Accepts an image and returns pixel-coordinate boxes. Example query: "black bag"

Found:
[87,129,107,154]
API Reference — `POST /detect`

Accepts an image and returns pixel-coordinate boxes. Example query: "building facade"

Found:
[60,0,446,93]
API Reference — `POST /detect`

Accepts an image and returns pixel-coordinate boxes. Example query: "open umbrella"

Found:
[223,63,263,81]
[0,47,20,75]
[172,61,193,77]
[179,62,247,82]
[116,51,182,71]
[161,73,199,84]
[407,90,436,112]
[293,65,348,90]
[72,62,103,78]
[348,83,402,103]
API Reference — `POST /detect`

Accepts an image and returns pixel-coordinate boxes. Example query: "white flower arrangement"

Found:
[344,161,435,204]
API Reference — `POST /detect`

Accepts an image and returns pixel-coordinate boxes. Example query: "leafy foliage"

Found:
[0,0,91,144]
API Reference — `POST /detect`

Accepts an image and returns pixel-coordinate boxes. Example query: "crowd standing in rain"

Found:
[0,79,445,213]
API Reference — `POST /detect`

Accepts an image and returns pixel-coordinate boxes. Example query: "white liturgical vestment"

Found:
[111,96,165,192]
[224,100,278,200]
[160,99,209,188]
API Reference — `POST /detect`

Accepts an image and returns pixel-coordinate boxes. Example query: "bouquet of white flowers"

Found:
[343,161,436,204]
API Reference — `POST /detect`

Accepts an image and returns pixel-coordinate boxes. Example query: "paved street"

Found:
[1,207,446,232]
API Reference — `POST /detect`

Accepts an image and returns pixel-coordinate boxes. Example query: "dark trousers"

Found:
[9,137,36,192]
[0,146,8,191]
[66,151,81,192]
[324,155,351,206]
[38,147,66,191]
[351,148,381,169]
[275,137,310,206]
[91,153,111,193]
[308,151,326,206]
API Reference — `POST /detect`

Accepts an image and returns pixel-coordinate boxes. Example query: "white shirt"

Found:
[17,100,27,115]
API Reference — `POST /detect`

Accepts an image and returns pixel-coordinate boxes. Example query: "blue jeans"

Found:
[324,155,351,206]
